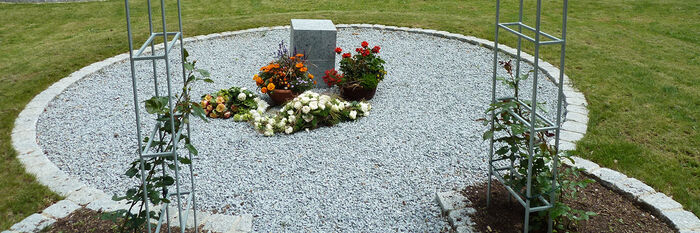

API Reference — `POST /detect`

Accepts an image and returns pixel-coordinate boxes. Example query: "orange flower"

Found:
[314,80,317,85]
[308,74,314,79]
[300,67,308,72]
[273,64,280,68]
[296,53,304,57]
[289,56,295,60]
[267,83,275,91]
[261,87,268,93]
[295,63,303,68]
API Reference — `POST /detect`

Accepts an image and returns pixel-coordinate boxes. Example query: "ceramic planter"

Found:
[340,84,376,101]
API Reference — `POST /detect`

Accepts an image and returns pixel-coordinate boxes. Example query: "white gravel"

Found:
[37,28,562,232]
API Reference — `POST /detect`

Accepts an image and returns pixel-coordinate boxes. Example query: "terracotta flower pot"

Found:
[340,84,377,101]
[268,89,298,105]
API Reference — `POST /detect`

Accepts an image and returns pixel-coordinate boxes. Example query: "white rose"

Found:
[360,103,369,113]
[285,126,293,134]
[331,104,340,112]
[310,92,319,98]
[253,98,268,112]
[349,110,357,119]
[266,124,273,130]
[319,102,326,110]
[249,109,257,115]
[364,112,370,117]
[268,118,276,125]
[302,106,311,114]
[294,101,302,110]
[237,93,246,101]
[309,101,318,110]
[254,122,260,128]
[301,96,310,104]
[287,110,294,115]
[303,114,313,122]
[254,116,262,122]
[264,130,274,136]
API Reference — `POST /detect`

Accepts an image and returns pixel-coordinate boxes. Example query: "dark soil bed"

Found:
[41,208,201,233]
[461,173,675,233]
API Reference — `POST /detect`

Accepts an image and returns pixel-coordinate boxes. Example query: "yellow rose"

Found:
[205,94,212,101]
[216,96,224,104]
[216,103,226,112]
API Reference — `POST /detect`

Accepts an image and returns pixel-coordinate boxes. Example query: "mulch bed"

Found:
[460,173,675,233]
[41,208,201,233]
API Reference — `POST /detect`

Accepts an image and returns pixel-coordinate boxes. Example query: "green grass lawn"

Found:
[1,0,698,229]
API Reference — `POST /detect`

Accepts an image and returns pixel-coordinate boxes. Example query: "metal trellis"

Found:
[487,0,568,232]
[124,0,198,232]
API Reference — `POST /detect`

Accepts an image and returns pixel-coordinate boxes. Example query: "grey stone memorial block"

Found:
[290,19,337,88]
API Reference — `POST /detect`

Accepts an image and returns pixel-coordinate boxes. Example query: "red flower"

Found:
[371,46,380,53]
[361,41,369,48]
[355,48,361,52]
[322,69,342,86]
[342,52,351,58]
[335,47,343,54]
[361,49,370,56]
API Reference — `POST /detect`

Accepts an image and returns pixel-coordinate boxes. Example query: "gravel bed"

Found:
[37,28,562,232]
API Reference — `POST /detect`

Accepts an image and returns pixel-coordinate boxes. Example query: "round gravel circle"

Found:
[37,27,562,232]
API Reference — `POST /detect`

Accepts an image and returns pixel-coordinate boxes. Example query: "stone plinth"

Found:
[290,19,337,88]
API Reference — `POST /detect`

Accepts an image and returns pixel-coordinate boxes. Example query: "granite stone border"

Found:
[9,24,698,233]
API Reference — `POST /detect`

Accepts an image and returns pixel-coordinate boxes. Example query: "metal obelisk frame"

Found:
[487,0,568,232]
[124,0,198,232]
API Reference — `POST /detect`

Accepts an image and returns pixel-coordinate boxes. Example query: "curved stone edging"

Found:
[8,24,700,233]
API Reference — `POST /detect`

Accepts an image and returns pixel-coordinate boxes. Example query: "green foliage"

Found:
[484,60,596,230]
[103,49,207,232]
